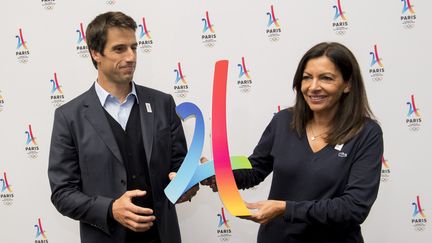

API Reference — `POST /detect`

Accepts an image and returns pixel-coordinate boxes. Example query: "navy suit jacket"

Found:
[48,83,187,243]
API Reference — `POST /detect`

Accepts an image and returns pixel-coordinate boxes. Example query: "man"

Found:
[48,11,196,243]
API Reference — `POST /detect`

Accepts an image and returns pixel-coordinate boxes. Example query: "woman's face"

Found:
[300,56,351,117]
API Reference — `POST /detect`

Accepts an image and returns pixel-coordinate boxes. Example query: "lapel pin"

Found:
[334,144,344,151]
[145,103,152,113]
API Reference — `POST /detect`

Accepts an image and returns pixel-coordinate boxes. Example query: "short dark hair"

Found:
[291,42,374,144]
[86,11,137,69]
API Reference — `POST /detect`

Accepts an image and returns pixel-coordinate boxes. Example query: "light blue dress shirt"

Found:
[94,81,139,130]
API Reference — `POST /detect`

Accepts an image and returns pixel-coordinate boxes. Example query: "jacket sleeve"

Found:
[234,116,276,189]
[48,108,112,235]
[168,95,187,173]
[283,123,383,226]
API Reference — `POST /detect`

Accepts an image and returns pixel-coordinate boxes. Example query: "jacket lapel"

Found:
[137,87,154,165]
[83,85,124,165]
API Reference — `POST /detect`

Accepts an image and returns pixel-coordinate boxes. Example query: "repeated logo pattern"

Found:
[411,195,427,231]
[25,124,40,159]
[3,3,429,242]
[201,11,217,47]
[50,72,65,107]
[237,57,253,93]
[16,28,30,63]
[0,90,4,112]
[216,207,232,241]
[265,5,281,41]
[380,156,391,182]
[76,23,89,58]
[406,95,422,131]
[35,218,49,242]
[138,17,153,53]
[173,62,189,98]
[41,0,56,10]
[332,0,348,35]
[0,171,14,206]
[369,44,385,82]
[401,0,416,29]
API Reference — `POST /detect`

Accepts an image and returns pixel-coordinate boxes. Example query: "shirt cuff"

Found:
[283,201,295,222]
[107,200,115,231]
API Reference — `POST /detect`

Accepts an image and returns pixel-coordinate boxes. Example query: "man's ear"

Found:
[90,49,101,64]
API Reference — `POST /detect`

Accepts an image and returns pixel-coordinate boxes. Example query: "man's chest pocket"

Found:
[154,127,170,150]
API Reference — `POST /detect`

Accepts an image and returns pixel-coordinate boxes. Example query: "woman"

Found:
[206,42,383,243]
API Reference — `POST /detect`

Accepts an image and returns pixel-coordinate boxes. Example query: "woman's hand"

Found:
[199,157,218,192]
[168,172,199,203]
[240,200,286,224]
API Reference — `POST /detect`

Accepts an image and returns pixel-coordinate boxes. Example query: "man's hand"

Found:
[239,200,286,224]
[168,172,199,203]
[199,157,218,192]
[112,190,156,232]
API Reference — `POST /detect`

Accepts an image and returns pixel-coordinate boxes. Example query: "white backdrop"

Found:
[0,1,431,242]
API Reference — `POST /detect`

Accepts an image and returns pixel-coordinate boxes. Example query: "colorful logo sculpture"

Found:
[165,60,252,216]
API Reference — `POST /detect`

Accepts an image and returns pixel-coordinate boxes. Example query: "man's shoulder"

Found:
[56,87,93,113]
[135,83,172,100]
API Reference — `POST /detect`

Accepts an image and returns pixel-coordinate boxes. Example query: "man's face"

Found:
[91,27,137,85]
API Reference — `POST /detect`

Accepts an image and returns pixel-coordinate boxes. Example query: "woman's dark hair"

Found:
[86,11,137,69]
[291,42,374,144]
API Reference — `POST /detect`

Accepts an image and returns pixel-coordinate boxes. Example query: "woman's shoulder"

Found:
[273,107,294,122]
[352,118,383,144]
[362,118,382,135]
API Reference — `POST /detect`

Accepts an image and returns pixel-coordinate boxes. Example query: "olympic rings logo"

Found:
[240,87,251,93]
[413,225,426,231]
[333,30,347,35]
[2,199,13,206]
[42,3,55,10]
[409,126,420,132]
[27,153,39,159]
[268,36,280,42]
[204,42,216,48]
[402,23,415,29]
[140,47,152,53]
[176,93,188,98]
[371,76,384,82]
[17,59,29,64]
